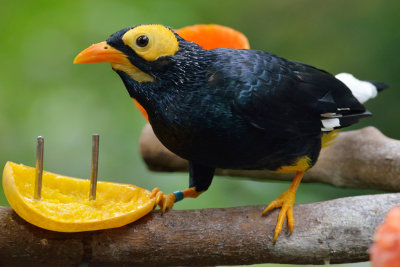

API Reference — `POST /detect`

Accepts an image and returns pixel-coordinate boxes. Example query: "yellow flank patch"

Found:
[321,130,339,148]
[122,24,179,62]
[274,156,311,173]
[110,61,154,83]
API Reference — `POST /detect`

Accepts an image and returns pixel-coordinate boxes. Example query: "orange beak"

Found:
[73,41,127,64]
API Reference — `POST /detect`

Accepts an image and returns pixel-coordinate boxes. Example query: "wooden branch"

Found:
[0,193,399,266]
[1,125,397,265]
[140,124,400,191]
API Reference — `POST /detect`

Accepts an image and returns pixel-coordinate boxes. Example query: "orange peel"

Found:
[2,161,157,232]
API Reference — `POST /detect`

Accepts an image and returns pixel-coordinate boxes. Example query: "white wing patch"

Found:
[320,73,379,132]
[321,118,340,131]
[335,73,377,104]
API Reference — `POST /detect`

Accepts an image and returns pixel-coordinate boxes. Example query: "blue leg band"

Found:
[173,191,184,202]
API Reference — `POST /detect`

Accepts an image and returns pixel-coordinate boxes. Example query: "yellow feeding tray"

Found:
[2,161,157,232]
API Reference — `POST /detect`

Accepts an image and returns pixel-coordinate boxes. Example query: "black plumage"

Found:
[111,33,370,175]
[75,24,387,241]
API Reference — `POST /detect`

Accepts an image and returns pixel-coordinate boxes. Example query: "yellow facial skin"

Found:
[74,41,155,83]
[122,24,179,62]
[74,25,179,83]
[110,57,155,83]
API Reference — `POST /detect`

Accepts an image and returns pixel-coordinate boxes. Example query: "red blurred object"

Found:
[371,206,400,267]
[175,24,250,50]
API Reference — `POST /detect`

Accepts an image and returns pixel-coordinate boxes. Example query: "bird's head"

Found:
[75,24,248,122]
[74,24,190,84]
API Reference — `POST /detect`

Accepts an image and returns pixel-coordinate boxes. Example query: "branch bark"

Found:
[0,193,399,266]
[1,125,398,266]
[140,124,400,191]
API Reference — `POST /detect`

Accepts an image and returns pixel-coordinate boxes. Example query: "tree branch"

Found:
[2,125,398,265]
[0,193,399,266]
[140,124,400,191]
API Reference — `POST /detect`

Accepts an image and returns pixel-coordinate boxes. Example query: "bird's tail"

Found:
[335,73,389,104]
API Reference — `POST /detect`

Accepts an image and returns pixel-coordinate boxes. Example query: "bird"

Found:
[74,24,388,242]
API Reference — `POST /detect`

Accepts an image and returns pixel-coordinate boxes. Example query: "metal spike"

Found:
[90,134,99,200]
[34,136,44,200]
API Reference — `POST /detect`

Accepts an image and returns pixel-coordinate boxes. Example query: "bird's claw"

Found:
[159,193,176,213]
[263,189,296,242]
[150,188,176,213]
[150,187,164,209]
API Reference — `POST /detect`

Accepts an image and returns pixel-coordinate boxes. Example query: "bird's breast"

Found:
[149,107,321,171]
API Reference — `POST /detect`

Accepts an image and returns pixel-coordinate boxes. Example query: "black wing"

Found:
[208,48,368,136]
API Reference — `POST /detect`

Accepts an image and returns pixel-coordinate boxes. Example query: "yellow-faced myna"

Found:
[74,24,388,242]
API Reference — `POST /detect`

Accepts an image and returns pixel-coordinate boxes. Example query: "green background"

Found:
[0,0,398,266]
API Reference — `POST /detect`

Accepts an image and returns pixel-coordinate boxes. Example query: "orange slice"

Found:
[2,161,156,232]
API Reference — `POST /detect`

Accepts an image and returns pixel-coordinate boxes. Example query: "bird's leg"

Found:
[157,187,204,212]
[157,162,215,213]
[263,171,304,242]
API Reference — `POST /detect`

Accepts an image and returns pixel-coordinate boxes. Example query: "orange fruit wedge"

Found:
[2,161,157,232]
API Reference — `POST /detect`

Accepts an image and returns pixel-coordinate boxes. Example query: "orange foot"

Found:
[263,189,296,242]
[262,171,304,242]
[150,188,176,212]
[151,187,202,213]
[159,194,177,213]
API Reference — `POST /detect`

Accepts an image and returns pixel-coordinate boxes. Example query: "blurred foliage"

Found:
[0,0,398,266]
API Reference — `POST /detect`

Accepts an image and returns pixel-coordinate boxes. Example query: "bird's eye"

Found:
[136,35,149,47]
